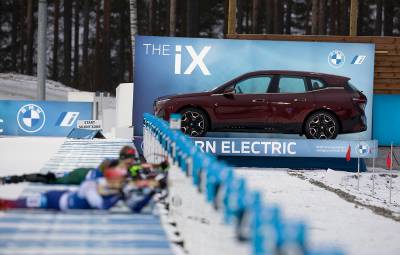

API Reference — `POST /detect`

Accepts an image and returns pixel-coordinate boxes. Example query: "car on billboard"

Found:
[154,70,367,139]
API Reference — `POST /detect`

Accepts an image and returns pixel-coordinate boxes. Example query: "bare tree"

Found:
[375,0,383,35]
[26,0,34,75]
[273,0,283,33]
[148,0,154,34]
[95,0,103,91]
[329,0,338,34]
[129,0,137,79]
[339,0,349,35]
[169,0,176,36]
[73,0,80,87]
[104,0,111,90]
[265,0,274,34]
[285,0,292,34]
[119,1,126,81]
[384,0,393,35]
[52,0,59,80]
[187,0,199,37]
[11,0,19,71]
[252,0,260,33]
[64,0,73,85]
[311,0,319,34]
[82,0,90,71]
[319,0,327,34]
[19,0,26,73]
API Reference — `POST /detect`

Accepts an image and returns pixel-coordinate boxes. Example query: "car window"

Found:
[234,76,271,94]
[278,76,307,93]
[310,78,326,90]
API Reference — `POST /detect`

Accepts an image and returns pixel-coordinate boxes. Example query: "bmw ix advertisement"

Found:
[134,35,375,140]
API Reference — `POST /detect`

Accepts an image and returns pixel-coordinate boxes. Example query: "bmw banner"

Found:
[0,100,92,136]
[134,36,375,140]
[193,137,378,158]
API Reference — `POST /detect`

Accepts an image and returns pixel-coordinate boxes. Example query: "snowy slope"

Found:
[0,73,80,100]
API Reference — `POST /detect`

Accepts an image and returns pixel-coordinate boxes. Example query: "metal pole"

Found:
[37,0,47,100]
[389,143,393,203]
[357,156,360,191]
[372,152,375,194]
[227,0,237,35]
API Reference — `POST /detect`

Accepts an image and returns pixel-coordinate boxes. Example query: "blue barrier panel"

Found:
[0,100,92,136]
[373,94,400,146]
[142,113,346,255]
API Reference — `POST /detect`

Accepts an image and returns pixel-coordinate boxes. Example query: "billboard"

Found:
[134,36,375,140]
[193,137,377,158]
[0,100,92,136]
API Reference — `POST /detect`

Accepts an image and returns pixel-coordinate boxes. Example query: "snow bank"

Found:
[0,73,80,101]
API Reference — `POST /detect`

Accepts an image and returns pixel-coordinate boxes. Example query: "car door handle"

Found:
[294,98,306,102]
[252,99,265,102]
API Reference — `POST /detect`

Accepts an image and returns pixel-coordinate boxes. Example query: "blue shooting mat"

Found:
[0,139,174,255]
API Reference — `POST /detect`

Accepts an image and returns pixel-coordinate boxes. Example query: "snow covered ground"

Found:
[236,168,400,255]
[0,137,65,199]
[0,73,79,100]
[298,169,400,218]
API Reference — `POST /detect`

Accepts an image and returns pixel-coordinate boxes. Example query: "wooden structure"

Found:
[226,34,400,94]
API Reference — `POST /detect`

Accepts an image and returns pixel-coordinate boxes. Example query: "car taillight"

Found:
[352,97,367,110]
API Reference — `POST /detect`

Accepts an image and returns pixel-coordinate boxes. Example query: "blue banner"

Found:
[134,36,375,139]
[0,100,92,136]
[193,137,378,158]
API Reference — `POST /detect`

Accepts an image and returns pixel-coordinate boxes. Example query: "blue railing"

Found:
[143,113,344,255]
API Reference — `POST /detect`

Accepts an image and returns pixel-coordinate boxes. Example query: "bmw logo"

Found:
[328,49,345,68]
[17,104,46,133]
[357,143,369,156]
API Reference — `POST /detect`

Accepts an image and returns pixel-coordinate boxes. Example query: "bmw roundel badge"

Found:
[17,104,46,133]
[328,49,346,68]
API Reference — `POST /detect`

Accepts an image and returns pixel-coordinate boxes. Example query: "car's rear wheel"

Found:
[304,111,339,139]
[180,108,208,137]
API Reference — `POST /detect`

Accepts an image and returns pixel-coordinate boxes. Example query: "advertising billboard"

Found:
[0,100,92,136]
[134,35,375,140]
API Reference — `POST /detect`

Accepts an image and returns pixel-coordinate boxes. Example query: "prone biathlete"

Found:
[0,160,161,213]
[0,146,168,185]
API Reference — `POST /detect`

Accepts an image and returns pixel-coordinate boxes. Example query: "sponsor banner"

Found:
[0,100,92,136]
[193,137,378,158]
[134,35,375,139]
[77,120,102,130]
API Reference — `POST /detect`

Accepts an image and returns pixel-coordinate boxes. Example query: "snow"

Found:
[0,73,80,101]
[299,169,400,217]
[236,168,400,255]
[0,137,65,199]
[168,162,250,255]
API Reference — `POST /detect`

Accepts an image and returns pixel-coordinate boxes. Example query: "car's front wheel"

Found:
[180,108,208,137]
[304,111,339,139]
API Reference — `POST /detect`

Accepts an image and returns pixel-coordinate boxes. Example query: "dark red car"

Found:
[154,70,367,139]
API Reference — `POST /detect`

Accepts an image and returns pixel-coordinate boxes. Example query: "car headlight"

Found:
[156,98,170,105]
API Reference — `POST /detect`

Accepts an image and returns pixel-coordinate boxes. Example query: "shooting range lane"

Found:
[0,138,175,255]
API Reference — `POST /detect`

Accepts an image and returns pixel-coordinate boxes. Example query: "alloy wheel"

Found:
[181,110,206,136]
[308,113,337,139]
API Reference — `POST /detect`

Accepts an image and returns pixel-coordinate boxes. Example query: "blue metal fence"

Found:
[143,113,345,255]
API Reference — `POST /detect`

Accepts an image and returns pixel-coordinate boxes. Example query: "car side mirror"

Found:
[223,88,235,97]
